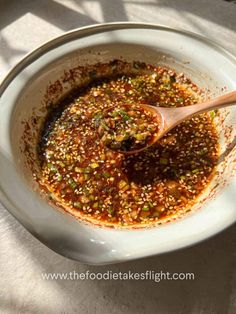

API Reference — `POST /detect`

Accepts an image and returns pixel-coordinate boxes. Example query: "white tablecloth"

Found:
[0,1,236,313]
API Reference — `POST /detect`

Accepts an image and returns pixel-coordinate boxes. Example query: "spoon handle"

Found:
[185,90,236,114]
[162,90,236,130]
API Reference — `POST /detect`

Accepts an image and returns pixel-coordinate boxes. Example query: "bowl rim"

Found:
[1,21,236,95]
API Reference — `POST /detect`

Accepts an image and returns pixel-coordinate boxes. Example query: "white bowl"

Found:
[0,23,235,264]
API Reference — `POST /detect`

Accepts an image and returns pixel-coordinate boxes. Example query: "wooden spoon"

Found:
[120,91,236,154]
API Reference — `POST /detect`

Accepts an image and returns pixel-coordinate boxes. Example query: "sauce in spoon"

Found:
[95,104,160,153]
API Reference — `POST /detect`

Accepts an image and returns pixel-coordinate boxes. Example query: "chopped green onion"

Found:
[69,179,77,189]
[93,202,99,209]
[117,109,131,121]
[210,111,215,119]
[58,161,65,167]
[103,172,110,178]
[84,167,92,174]
[74,202,82,209]
[93,111,103,119]
[93,111,103,127]
[198,148,208,155]
[134,133,148,141]
[47,163,58,173]
[56,173,62,181]
[159,158,168,165]
[101,122,110,131]
[75,167,83,173]
[84,174,90,180]
[142,205,150,211]
[107,206,114,214]
[90,163,99,169]
[89,195,95,201]
[118,180,128,189]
